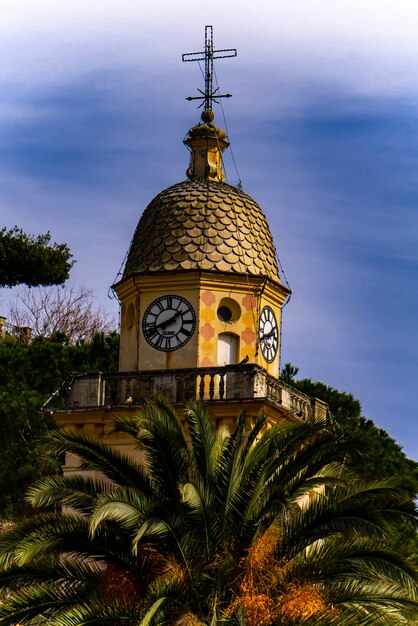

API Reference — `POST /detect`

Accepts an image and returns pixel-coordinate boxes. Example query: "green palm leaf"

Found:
[1,398,416,625]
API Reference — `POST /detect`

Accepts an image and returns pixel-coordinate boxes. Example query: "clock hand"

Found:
[157,311,182,330]
[260,329,275,342]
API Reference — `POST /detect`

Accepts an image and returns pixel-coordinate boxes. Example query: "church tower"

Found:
[115,26,289,384]
[51,28,327,466]
[114,107,290,379]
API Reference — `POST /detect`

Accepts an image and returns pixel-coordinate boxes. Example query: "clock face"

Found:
[259,306,279,363]
[142,295,196,352]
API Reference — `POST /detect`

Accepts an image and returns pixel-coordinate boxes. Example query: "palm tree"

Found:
[280,362,299,384]
[0,398,416,625]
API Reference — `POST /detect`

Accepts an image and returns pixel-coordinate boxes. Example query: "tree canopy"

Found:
[285,367,418,567]
[292,376,417,488]
[0,399,416,625]
[0,331,119,519]
[0,227,73,288]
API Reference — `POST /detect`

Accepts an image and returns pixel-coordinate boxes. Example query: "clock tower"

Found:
[51,29,327,466]
[113,109,290,380]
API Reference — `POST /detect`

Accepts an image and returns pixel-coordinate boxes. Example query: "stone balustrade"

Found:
[58,365,327,423]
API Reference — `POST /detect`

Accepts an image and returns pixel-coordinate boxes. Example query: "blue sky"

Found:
[1,1,418,460]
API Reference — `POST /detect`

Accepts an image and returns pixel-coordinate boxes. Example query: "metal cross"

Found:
[182,25,237,111]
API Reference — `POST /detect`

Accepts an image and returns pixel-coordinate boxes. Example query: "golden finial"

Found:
[184,112,229,182]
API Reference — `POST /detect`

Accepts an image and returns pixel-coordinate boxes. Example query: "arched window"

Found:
[217,332,239,366]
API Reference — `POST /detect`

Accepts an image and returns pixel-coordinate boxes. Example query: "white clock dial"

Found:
[258,306,278,363]
[142,295,196,352]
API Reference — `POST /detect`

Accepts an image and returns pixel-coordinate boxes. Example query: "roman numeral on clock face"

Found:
[142,295,196,352]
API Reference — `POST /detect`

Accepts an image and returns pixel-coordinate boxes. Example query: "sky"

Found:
[1,0,418,460]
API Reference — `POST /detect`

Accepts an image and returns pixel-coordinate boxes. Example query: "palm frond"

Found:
[46,427,151,489]
[1,399,416,626]
[181,478,216,561]
[25,473,111,514]
[0,580,98,625]
[0,556,103,592]
[133,397,191,499]
[89,486,157,536]
[185,400,216,478]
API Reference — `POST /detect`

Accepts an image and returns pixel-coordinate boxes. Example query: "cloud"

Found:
[233,82,418,458]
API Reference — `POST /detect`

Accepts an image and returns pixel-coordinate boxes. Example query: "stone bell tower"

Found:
[51,28,327,466]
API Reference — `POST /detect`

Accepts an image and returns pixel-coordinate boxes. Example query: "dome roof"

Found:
[122,179,281,283]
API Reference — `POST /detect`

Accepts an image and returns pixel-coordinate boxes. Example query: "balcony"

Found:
[54,364,327,423]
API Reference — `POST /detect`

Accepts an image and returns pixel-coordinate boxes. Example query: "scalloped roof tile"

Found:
[122,179,281,283]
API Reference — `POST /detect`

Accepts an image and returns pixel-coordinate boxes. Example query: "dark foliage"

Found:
[0,332,119,519]
[293,378,417,487]
[0,227,73,287]
[0,400,416,625]
[294,376,418,566]
[293,378,361,422]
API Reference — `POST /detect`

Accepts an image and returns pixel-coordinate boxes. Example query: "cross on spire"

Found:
[182,25,237,112]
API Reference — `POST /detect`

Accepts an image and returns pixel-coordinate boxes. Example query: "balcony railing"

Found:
[55,365,327,423]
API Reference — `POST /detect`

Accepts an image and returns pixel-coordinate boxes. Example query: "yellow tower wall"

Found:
[115,272,290,376]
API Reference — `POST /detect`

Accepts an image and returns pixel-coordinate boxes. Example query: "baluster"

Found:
[97,376,103,406]
[183,375,194,400]
[209,373,215,400]
[111,379,117,405]
[178,377,185,402]
[104,378,111,405]
[132,378,139,404]
[188,375,196,399]
[274,382,280,401]
[219,373,225,400]
[199,374,205,400]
